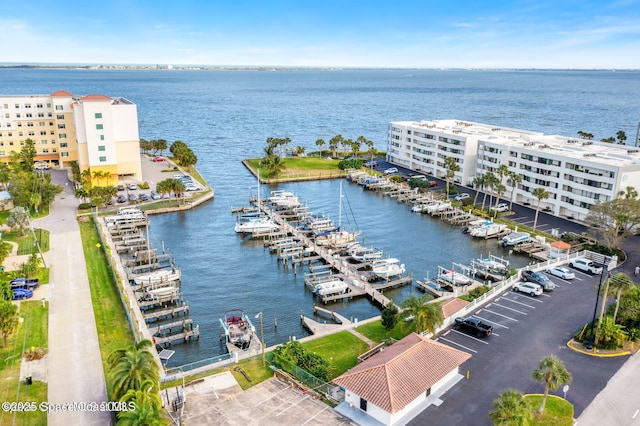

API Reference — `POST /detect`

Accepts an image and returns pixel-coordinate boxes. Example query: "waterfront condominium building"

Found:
[387,119,640,222]
[0,90,142,182]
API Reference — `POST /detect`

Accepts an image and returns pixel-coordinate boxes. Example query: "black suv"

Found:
[521,270,556,291]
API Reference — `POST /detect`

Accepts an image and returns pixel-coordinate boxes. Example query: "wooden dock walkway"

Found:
[143,302,190,322]
[154,325,200,346]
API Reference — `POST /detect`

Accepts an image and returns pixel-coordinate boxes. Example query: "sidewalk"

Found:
[33,170,110,425]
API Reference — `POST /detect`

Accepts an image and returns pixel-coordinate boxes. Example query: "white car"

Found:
[383,167,399,175]
[512,281,543,296]
[546,266,575,280]
[490,203,509,212]
[454,193,470,201]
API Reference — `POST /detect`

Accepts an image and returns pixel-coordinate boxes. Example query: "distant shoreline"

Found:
[0,64,637,72]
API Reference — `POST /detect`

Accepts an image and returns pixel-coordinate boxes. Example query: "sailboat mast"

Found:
[338,181,343,229]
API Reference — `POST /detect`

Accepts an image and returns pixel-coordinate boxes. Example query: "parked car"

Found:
[12,288,33,300]
[512,281,543,296]
[521,270,556,291]
[10,278,40,290]
[454,193,470,201]
[363,160,378,168]
[429,180,438,187]
[454,316,493,338]
[490,203,509,212]
[569,258,603,275]
[139,193,149,201]
[151,156,164,162]
[117,184,125,191]
[116,195,127,203]
[127,183,138,191]
[150,191,162,200]
[128,193,137,202]
[546,266,575,280]
[383,167,399,175]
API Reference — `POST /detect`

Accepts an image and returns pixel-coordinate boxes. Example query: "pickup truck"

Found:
[10,277,40,290]
[454,316,493,337]
[569,258,603,275]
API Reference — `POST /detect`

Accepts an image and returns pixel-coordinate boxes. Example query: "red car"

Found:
[152,156,164,162]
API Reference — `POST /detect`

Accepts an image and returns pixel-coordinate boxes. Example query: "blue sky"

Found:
[2,0,639,68]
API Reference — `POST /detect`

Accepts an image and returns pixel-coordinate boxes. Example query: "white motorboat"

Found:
[315,229,359,247]
[501,231,531,246]
[425,201,452,214]
[134,268,181,285]
[234,217,279,233]
[372,258,406,278]
[314,279,349,296]
[347,244,383,262]
[147,285,179,298]
[268,190,301,208]
[438,269,472,286]
[477,258,508,273]
[469,222,508,238]
[219,309,258,351]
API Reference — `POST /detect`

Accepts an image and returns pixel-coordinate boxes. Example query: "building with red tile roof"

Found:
[333,333,471,425]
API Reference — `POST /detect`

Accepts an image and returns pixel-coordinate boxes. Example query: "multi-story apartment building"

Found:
[0,90,142,182]
[388,119,640,221]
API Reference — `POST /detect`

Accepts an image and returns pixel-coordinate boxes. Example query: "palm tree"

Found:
[488,388,532,426]
[7,206,31,236]
[532,187,550,231]
[496,164,510,202]
[444,156,460,195]
[116,379,164,425]
[507,172,522,211]
[484,172,499,210]
[400,295,443,335]
[616,130,627,145]
[107,339,160,402]
[471,175,484,207]
[609,273,634,323]
[315,139,325,156]
[0,281,12,302]
[329,135,343,158]
[532,355,571,414]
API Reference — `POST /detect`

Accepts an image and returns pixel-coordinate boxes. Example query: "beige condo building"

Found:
[0,90,142,183]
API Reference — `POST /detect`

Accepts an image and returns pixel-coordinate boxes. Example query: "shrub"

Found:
[79,203,92,210]
[459,285,491,302]
[338,159,364,170]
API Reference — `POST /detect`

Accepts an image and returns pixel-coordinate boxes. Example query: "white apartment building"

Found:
[388,120,640,221]
[0,90,142,182]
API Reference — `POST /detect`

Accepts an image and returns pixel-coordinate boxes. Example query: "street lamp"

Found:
[586,257,610,350]
[255,312,265,366]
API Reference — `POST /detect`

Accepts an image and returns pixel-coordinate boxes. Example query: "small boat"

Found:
[347,244,383,262]
[268,190,301,208]
[234,217,279,234]
[372,258,406,278]
[501,231,531,246]
[425,201,452,214]
[315,229,360,247]
[469,222,508,238]
[220,309,257,351]
[147,285,179,298]
[314,279,349,296]
[439,269,472,286]
[133,268,181,285]
[477,258,508,273]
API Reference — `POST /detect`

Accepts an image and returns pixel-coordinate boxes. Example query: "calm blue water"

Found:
[3,68,639,365]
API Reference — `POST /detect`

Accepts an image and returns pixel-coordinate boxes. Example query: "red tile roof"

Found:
[550,241,571,250]
[80,94,112,101]
[50,90,74,97]
[441,298,470,319]
[333,333,471,413]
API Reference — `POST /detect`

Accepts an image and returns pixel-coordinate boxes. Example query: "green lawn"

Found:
[355,319,412,344]
[302,331,370,379]
[1,228,50,255]
[524,395,574,426]
[78,218,135,391]
[0,300,49,426]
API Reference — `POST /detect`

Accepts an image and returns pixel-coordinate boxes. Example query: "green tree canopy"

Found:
[400,294,443,334]
[488,388,532,426]
[532,355,571,414]
[0,300,19,348]
[107,339,160,402]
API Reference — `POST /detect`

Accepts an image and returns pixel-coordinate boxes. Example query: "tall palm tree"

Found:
[400,295,443,335]
[471,175,484,207]
[507,172,522,211]
[315,139,325,156]
[107,339,160,402]
[329,135,343,158]
[484,172,499,210]
[444,156,460,195]
[532,355,571,414]
[532,187,550,231]
[609,273,634,323]
[116,379,164,426]
[496,164,510,202]
[488,388,532,426]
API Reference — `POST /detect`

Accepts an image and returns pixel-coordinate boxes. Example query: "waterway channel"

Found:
[147,176,532,367]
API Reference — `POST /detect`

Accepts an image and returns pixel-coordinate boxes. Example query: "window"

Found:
[59,133,66,139]
[59,142,67,148]
[99,156,107,162]
[61,152,68,157]
[426,388,431,397]
[28,131,35,136]
[359,398,367,412]
[15,113,20,118]
[37,113,44,118]
[96,124,103,130]
[39,122,45,126]
[25,104,31,108]
[57,124,66,129]
[55,105,63,110]
[0,151,4,156]
[41,139,48,144]
[100,135,104,140]
[56,114,64,119]
[95,113,102,119]
[26,113,32,118]
[27,122,34,127]
[36,103,43,108]
[98,145,106,151]
[42,148,49,153]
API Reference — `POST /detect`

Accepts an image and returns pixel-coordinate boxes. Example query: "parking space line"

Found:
[509,293,544,304]
[498,297,536,309]
[450,329,492,342]
[493,302,528,315]
[301,406,332,426]
[473,315,509,329]
[438,337,477,353]
[276,395,310,417]
[482,308,519,322]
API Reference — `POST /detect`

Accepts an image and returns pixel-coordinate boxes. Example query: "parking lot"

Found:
[412,264,628,425]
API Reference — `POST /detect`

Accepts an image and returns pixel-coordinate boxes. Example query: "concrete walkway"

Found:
[33,171,110,425]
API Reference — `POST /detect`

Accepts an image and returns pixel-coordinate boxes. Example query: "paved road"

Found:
[35,170,110,425]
